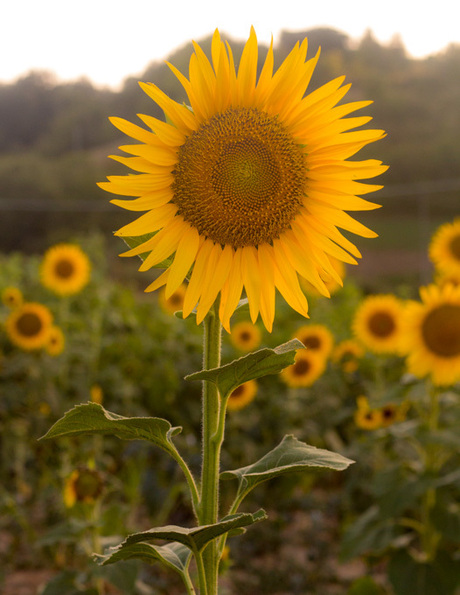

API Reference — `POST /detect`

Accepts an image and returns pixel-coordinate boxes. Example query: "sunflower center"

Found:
[421,304,460,357]
[55,259,75,279]
[293,358,311,375]
[449,235,460,261]
[239,331,251,343]
[172,107,307,248]
[303,336,321,350]
[16,313,42,337]
[368,311,396,338]
[230,385,244,398]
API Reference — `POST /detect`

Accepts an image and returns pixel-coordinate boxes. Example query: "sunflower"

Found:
[354,396,382,430]
[280,349,326,387]
[40,244,91,296]
[401,283,460,386]
[227,380,257,411]
[230,320,262,352]
[332,338,365,373]
[380,402,409,427]
[99,28,386,332]
[158,282,186,314]
[63,468,104,508]
[1,286,23,309]
[45,325,65,356]
[5,302,53,350]
[352,294,405,354]
[429,218,460,276]
[435,269,460,289]
[293,323,334,358]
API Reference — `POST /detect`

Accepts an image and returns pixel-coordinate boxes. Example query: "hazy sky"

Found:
[3,0,458,89]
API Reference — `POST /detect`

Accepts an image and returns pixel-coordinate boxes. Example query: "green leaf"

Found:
[186,339,304,398]
[40,403,181,458]
[221,435,353,501]
[98,541,191,576]
[340,505,397,561]
[110,510,266,554]
[122,233,173,268]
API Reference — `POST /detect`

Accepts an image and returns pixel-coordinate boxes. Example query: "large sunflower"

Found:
[99,28,386,332]
[429,218,460,276]
[5,302,53,350]
[352,294,405,354]
[401,283,460,386]
[40,244,91,296]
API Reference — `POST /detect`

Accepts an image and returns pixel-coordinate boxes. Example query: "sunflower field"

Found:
[1,27,460,595]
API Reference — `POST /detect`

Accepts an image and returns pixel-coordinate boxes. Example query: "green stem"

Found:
[199,299,223,595]
[421,383,441,561]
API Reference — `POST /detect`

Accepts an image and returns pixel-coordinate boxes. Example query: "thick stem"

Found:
[199,299,222,595]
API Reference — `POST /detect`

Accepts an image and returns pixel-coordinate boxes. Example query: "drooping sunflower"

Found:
[99,28,386,332]
[40,244,91,296]
[63,468,105,508]
[400,283,460,386]
[331,338,365,373]
[158,282,187,314]
[352,294,405,354]
[230,320,262,352]
[1,286,23,309]
[5,302,53,350]
[293,323,334,359]
[280,349,326,388]
[227,380,258,411]
[45,325,65,356]
[429,218,460,276]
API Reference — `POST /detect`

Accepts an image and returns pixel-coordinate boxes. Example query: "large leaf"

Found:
[221,435,354,502]
[40,403,181,458]
[122,233,174,268]
[112,510,266,554]
[98,541,191,574]
[186,340,304,398]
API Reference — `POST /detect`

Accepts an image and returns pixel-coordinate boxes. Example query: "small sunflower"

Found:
[352,294,405,354]
[354,396,382,430]
[99,28,386,332]
[1,286,23,309]
[45,326,65,356]
[280,349,326,387]
[63,468,104,508]
[40,244,91,296]
[158,282,186,314]
[227,380,257,411]
[293,323,334,359]
[5,302,53,350]
[429,218,460,276]
[380,402,409,427]
[230,320,262,352]
[332,339,365,373]
[401,283,460,386]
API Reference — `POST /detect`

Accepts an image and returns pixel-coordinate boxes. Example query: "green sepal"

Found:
[107,510,266,554]
[185,339,303,398]
[121,233,174,268]
[40,402,181,459]
[221,435,354,503]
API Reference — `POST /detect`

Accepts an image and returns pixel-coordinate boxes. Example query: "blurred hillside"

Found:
[1,27,459,284]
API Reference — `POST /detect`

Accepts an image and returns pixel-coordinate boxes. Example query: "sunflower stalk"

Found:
[199,298,224,595]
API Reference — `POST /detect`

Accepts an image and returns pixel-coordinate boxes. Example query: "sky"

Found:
[3,0,459,89]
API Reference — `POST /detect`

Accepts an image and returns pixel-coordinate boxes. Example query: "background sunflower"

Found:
[429,218,460,276]
[5,302,53,350]
[352,294,405,354]
[280,349,326,387]
[40,243,91,296]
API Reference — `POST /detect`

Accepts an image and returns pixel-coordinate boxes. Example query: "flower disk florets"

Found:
[172,107,306,248]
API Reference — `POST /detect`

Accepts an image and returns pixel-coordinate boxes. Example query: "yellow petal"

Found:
[165,225,200,298]
[110,188,173,212]
[139,216,184,271]
[182,240,214,318]
[241,246,261,323]
[115,203,177,237]
[196,244,233,324]
[145,268,170,292]
[219,249,243,331]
